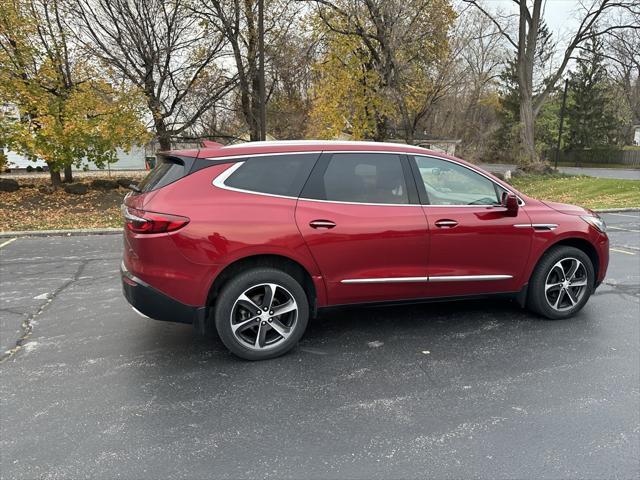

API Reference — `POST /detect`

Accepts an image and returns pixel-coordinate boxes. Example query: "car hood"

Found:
[542,200,592,216]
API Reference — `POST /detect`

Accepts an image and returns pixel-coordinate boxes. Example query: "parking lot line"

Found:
[0,237,17,249]
[610,248,636,255]
[608,213,640,218]
[608,226,640,233]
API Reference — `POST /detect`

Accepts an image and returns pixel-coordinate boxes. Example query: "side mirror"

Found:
[502,192,519,216]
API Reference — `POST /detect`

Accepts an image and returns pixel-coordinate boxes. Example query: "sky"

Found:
[486,1,584,41]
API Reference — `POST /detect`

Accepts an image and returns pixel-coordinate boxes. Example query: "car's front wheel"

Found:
[527,245,595,320]
[214,268,309,360]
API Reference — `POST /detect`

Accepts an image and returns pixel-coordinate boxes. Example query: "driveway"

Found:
[480,163,640,180]
[1,213,639,479]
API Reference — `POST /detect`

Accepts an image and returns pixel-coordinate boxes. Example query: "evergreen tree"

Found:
[566,35,618,149]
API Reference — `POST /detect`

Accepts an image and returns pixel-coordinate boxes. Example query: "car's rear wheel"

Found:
[527,245,595,319]
[214,268,309,360]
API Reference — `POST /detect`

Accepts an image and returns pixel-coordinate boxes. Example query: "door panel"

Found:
[423,206,532,297]
[295,152,429,306]
[296,200,429,305]
[409,154,533,297]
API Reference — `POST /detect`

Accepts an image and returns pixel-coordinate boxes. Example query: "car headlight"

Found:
[581,215,606,233]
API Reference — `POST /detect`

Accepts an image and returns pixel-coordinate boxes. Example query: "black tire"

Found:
[214,268,309,360]
[527,245,595,320]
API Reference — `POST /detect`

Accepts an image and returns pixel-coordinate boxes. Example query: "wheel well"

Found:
[207,255,317,313]
[548,238,600,279]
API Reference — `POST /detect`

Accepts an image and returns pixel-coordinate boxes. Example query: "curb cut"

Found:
[0,228,121,239]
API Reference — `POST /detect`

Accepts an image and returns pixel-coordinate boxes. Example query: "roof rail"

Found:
[201,140,224,148]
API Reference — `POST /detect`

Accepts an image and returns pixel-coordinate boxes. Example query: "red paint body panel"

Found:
[122,141,609,314]
[295,199,429,305]
[422,205,533,297]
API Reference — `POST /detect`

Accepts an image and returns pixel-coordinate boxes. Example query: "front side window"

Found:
[315,153,409,204]
[413,156,501,206]
[224,153,318,197]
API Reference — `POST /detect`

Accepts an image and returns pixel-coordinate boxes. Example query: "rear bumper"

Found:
[121,263,205,325]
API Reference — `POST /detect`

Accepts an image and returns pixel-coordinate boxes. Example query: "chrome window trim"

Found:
[212,161,301,201]
[211,150,526,208]
[341,274,513,284]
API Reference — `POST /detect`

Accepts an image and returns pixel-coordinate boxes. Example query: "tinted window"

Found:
[137,156,189,193]
[224,154,318,197]
[414,156,500,206]
[316,153,408,204]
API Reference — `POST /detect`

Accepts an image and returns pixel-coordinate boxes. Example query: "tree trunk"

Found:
[154,117,172,151]
[519,95,537,165]
[157,134,172,151]
[63,164,73,183]
[49,167,62,188]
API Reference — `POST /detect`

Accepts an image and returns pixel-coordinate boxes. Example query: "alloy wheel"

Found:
[230,283,298,351]
[544,257,588,312]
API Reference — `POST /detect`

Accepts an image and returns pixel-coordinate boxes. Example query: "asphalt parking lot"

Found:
[1,212,639,479]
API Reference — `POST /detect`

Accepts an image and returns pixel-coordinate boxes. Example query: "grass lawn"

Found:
[510,175,640,210]
[1,173,639,232]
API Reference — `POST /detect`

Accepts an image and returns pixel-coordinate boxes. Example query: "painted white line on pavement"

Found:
[608,226,640,233]
[610,248,636,256]
[608,213,640,218]
[0,238,17,249]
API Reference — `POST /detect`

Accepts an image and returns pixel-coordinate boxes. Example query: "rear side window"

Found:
[312,153,409,204]
[224,153,319,197]
[137,156,189,193]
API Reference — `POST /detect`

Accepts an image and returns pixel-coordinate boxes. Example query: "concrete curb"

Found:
[593,208,639,213]
[0,228,121,238]
[0,209,637,239]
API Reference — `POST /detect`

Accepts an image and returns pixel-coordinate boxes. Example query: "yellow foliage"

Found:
[306,0,456,140]
[0,0,149,172]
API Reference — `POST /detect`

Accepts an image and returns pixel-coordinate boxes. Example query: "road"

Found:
[480,163,640,180]
[1,213,639,479]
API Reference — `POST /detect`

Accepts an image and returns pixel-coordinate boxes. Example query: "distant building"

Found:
[334,130,461,156]
[633,125,640,146]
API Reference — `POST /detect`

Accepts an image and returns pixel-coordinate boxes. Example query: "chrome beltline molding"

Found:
[341,274,513,284]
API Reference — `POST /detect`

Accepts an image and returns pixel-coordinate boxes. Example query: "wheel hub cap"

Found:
[230,283,298,351]
[544,257,588,312]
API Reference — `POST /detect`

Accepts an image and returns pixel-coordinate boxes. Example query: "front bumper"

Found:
[121,263,205,325]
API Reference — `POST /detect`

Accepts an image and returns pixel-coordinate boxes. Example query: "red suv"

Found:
[121,141,609,360]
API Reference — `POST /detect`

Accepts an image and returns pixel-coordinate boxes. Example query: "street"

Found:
[480,163,640,180]
[1,213,639,479]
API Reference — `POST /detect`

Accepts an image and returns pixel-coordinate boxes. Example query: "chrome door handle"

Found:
[434,219,458,228]
[309,220,336,229]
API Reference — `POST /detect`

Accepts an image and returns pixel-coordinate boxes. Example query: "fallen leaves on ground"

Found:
[0,175,143,231]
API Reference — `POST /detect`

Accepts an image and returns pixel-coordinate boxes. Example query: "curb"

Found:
[593,208,639,213]
[0,228,121,238]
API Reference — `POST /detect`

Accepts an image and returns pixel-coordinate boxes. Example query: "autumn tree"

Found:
[73,0,236,151]
[0,0,147,185]
[464,0,639,169]
[307,0,456,143]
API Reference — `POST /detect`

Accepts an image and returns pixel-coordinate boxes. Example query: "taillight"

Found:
[122,205,189,234]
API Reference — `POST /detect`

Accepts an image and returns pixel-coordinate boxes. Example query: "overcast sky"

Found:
[478,1,584,42]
